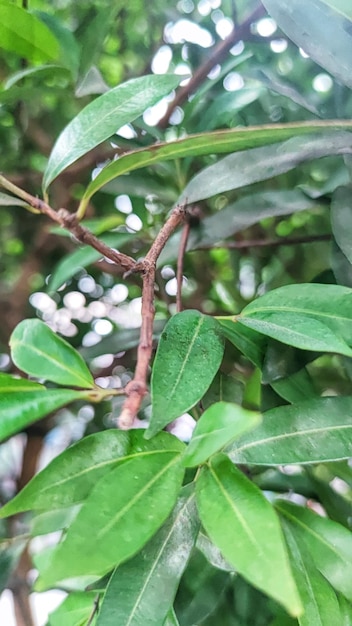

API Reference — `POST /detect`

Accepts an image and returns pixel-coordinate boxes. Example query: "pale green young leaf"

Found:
[196,454,302,616]
[277,500,352,601]
[96,487,199,626]
[43,73,182,190]
[0,430,183,518]
[0,1,59,63]
[10,319,94,388]
[148,311,224,438]
[36,451,185,587]
[183,402,261,467]
[262,0,352,88]
[227,396,352,465]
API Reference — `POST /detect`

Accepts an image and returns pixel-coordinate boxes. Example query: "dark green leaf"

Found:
[237,312,352,356]
[0,1,59,62]
[271,368,318,403]
[0,375,89,443]
[277,500,352,601]
[37,450,185,587]
[179,132,352,204]
[79,121,352,210]
[10,319,94,388]
[196,454,302,616]
[240,283,352,345]
[148,311,224,438]
[163,609,180,626]
[202,371,243,409]
[183,402,260,467]
[227,396,352,465]
[96,487,199,626]
[262,0,352,89]
[43,74,182,190]
[0,430,182,517]
[34,11,80,77]
[218,318,267,368]
[283,522,341,626]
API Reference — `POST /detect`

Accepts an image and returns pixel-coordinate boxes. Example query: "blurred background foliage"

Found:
[1,0,352,624]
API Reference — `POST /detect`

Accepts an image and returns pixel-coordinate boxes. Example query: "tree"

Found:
[0,0,352,624]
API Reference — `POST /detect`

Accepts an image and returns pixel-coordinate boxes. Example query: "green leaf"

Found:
[236,312,352,356]
[48,592,97,626]
[96,487,199,626]
[271,367,318,403]
[218,318,267,368]
[0,539,27,593]
[283,522,341,626]
[47,232,133,292]
[0,1,59,63]
[240,283,352,345]
[0,430,182,518]
[0,192,33,210]
[196,454,302,616]
[10,319,95,388]
[331,186,352,264]
[30,506,82,537]
[37,450,185,587]
[227,396,352,465]
[183,402,261,467]
[277,500,352,601]
[147,311,225,438]
[0,375,89,443]
[179,132,352,204]
[43,73,182,191]
[163,609,180,626]
[34,11,80,78]
[79,121,352,210]
[262,0,352,89]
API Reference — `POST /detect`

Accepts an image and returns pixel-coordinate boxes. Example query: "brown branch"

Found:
[158,3,266,129]
[118,203,188,429]
[196,233,331,250]
[0,175,136,273]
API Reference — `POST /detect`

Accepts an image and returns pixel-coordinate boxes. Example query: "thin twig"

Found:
[86,594,100,626]
[195,233,332,250]
[158,3,266,128]
[176,221,190,312]
[118,203,188,429]
[0,175,136,273]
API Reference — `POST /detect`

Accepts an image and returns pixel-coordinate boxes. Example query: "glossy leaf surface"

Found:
[10,319,94,388]
[227,396,352,465]
[148,311,224,437]
[37,450,185,587]
[43,73,182,190]
[196,454,302,616]
[241,283,352,345]
[277,500,352,601]
[237,312,352,356]
[0,430,183,517]
[96,487,198,626]
[183,402,261,467]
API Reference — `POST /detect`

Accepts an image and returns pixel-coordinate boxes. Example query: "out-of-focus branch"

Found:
[158,3,266,129]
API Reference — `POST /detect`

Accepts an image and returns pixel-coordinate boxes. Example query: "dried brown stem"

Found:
[158,3,266,129]
[118,203,188,429]
[176,222,191,313]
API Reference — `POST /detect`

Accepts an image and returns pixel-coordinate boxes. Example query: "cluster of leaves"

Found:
[1,0,352,625]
